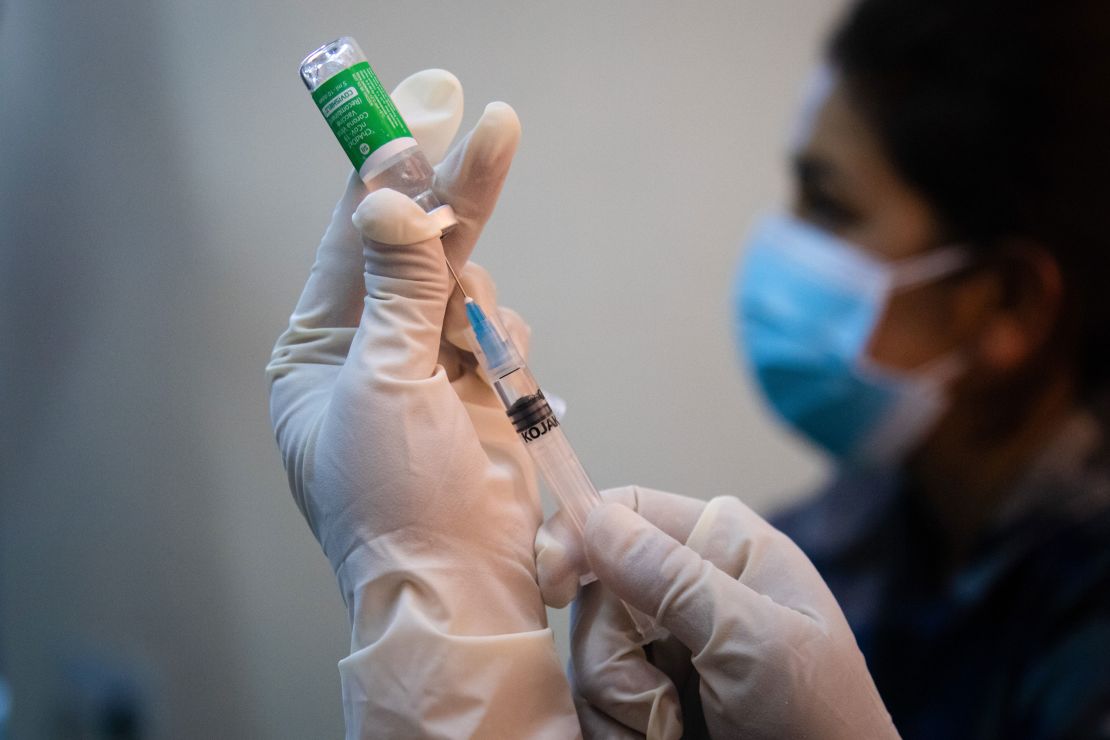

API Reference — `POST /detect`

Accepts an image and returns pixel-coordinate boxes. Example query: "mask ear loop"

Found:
[887,247,974,292]
[853,247,973,464]
[858,245,976,380]
[883,245,979,376]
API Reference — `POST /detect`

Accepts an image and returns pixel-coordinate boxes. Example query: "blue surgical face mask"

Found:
[734,214,970,467]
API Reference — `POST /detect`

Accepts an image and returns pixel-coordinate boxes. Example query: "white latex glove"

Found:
[267,70,578,738]
[537,486,900,740]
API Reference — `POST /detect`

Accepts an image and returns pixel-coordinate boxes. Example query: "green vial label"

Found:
[311,61,412,172]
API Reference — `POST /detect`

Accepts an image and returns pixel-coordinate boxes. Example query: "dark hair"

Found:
[829,0,1110,395]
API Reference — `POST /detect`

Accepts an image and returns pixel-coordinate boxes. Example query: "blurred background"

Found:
[1,1,843,737]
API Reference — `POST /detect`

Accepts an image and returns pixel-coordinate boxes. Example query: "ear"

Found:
[974,243,1063,372]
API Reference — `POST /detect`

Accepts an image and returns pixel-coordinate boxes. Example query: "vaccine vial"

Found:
[300,37,457,235]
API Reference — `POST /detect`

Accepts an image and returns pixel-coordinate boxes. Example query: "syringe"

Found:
[460,288,663,644]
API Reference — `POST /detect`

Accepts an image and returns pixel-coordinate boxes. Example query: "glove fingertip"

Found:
[480,101,521,137]
[536,513,585,608]
[391,69,464,166]
[466,102,521,164]
[458,262,496,302]
[584,503,705,629]
[582,503,651,579]
[497,307,531,358]
[352,188,441,246]
[535,549,578,609]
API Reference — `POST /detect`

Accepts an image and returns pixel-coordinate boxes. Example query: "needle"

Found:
[444,256,471,300]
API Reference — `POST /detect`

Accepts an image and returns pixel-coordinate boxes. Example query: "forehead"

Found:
[796,78,888,176]
[793,74,941,259]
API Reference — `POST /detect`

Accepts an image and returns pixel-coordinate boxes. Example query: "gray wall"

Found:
[1,1,841,737]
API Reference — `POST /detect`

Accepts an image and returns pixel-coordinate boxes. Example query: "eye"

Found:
[797,183,861,231]
[791,154,863,232]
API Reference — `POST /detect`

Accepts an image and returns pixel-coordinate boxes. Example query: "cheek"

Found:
[866,287,960,370]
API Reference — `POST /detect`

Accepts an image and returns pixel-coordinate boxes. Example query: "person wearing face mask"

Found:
[537,0,1110,738]
[269,0,1110,738]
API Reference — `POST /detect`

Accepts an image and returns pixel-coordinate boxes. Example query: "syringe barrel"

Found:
[518,408,603,536]
[491,368,602,531]
[511,390,663,640]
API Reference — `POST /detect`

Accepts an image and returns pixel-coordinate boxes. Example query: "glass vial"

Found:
[300,37,457,235]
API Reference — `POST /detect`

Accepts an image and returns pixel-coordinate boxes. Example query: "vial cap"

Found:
[427,204,458,236]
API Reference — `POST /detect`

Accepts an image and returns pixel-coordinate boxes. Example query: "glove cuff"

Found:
[339,606,579,738]
[336,531,550,649]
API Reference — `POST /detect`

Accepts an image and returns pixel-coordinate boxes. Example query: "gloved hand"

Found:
[537,486,900,740]
[267,70,578,738]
